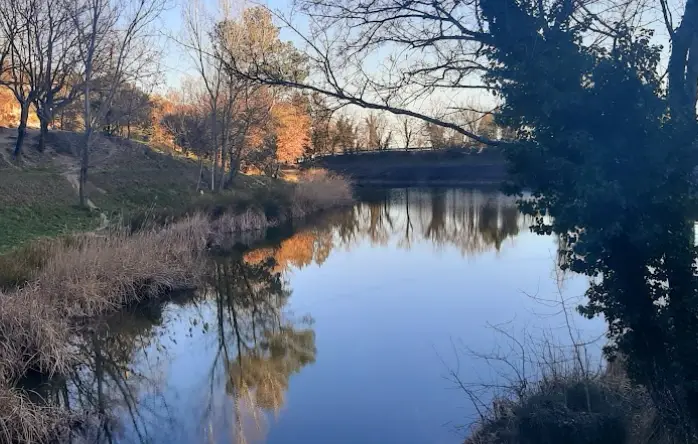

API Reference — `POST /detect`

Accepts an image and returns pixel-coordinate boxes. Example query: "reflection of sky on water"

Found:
[63,188,606,444]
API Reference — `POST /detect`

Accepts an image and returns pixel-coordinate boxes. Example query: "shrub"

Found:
[0,386,70,444]
[464,362,672,444]
[291,169,353,218]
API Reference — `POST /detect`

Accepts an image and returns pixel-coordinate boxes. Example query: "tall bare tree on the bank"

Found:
[399,115,417,150]
[31,1,82,153]
[181,0,228,192]
[0,0,41,157]
[67,0,165,207]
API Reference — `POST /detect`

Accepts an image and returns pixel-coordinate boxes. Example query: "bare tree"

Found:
[0,0,83,156]
[0,0,41,157]
[399,115,416,151]
[66,0,166,207]
[32,0,82,153]
[216,0,663,144]
[181,0,227,192]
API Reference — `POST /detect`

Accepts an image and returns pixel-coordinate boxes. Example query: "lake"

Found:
[52,188,607,444]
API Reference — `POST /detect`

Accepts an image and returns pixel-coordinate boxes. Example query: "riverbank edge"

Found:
[0,172,353,443]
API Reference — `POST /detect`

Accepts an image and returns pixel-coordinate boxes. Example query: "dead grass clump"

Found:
[0,289,72,382]
[0,385,70,444]
[291,169,353,219]
[0,238,59,289]
[35,214,210,319]
[213,208,270,233]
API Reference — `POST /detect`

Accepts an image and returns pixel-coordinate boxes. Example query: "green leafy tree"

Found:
[482,0,698,436]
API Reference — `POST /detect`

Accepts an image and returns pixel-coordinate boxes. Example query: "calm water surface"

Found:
[57,188,606,444]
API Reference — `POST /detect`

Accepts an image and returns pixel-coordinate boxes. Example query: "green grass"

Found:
[0,168,99,252]
[0,136,302,285]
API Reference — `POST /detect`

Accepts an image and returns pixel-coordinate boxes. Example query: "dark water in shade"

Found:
[50,188,606,444]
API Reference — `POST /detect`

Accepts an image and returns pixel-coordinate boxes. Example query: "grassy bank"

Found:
[0,168,352,442]
[0,168,99,251]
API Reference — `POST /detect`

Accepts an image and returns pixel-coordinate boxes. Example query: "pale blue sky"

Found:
[153,0,679,142]
[157,0,297,90]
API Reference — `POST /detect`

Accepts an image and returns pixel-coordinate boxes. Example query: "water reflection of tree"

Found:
[28,252,315,444]
[204,255,316,443]
[261,189,529,274]
[350,189,525,254]
[39,303,172,443]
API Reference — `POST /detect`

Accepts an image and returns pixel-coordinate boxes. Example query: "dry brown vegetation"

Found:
[0,171,352,442]
[0,386,69,444]
[289,169,354,218]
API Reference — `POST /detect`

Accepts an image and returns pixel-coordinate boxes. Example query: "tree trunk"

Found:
[37,116,49,153]
[13,102,30,157]
[127,121,131,139]
[227,151,240,188]
[210,108,218,192]
[80,128,91,208]
[196,157,204,192]
[668,0,698,121]
[218,140,227,192]
[80,88,92,208]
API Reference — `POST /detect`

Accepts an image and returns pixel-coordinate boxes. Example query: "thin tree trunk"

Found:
[210,109,217,192]
[80,86,92,208]
[37,115,49,153]
[226,149,240,188]
[127,121,131,139]
[218,137,227,192]
[196,157,204,192]
[13,102,30,157]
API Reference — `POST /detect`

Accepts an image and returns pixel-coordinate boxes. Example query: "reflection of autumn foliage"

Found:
[242,229,334,272]
[226,328,316,411]
[273,232,316,270]
[243,189,528,274]
[204,255,316,443]
[243,247,277,265]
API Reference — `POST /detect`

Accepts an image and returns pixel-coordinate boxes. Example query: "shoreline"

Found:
[0,172,353,443]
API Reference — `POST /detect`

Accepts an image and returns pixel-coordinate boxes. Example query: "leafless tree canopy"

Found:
[214,0,698,145]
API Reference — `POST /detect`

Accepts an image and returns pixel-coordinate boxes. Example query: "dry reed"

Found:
[0,386,71,444]
[0,216,211,443]
[0,174,353,442]
[290,169,353,219]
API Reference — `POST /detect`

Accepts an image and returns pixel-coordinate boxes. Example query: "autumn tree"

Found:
[273,99,311,166]
[214,7,308,181]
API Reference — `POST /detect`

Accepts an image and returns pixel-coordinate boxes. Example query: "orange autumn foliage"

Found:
[272,102,311,165]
